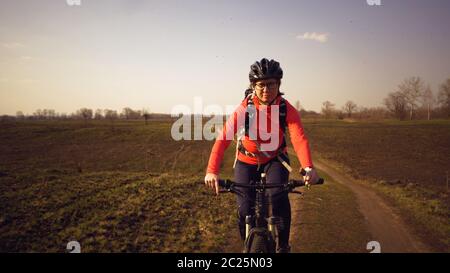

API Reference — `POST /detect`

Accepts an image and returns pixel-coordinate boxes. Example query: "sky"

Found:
[1,0,450,115]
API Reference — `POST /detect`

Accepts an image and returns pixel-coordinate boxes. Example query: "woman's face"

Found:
[253,79,280,104]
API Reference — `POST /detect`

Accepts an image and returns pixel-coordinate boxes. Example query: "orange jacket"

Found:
[206,96,314,175]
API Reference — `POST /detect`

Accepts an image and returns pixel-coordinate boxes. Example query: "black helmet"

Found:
[249,58,283,82]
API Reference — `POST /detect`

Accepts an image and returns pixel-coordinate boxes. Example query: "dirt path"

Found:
[289,191,306,253]
[224,154,430,252]
[311,158,430,253]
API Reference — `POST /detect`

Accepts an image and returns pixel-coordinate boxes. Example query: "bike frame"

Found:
[218,172,323,253]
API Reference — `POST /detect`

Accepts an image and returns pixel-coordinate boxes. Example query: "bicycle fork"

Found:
[245,215,254,239]
[268,216,280,243]
[245,215,281,246]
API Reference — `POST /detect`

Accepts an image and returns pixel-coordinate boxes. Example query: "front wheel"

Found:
[244,228,276,253]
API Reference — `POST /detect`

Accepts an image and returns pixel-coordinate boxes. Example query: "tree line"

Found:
[300,76,450,120]
[12,107,154,124]
[4,76,450,122]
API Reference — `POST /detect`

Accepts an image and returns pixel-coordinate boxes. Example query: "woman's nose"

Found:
[262,87,272,93]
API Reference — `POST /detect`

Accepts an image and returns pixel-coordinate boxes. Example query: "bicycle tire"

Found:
[249,234,269,253]
[245,228,276,253]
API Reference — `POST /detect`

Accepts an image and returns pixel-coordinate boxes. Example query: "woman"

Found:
[204,58,319,253]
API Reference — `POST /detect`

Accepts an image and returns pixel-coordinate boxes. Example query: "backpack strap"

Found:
[245,95,287,136]
[234,93,254,169]
[243,88,253,101]
[278,97,287,151]
[277,98,291,172]
[244,94,255,136]
[279,98,287,134]
[236,95,292,172]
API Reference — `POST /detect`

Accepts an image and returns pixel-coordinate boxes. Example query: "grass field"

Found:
[301,118,450,251]
[303,119,450,193]
[0,118,448,252]
[288,169,372,253]
[0,120,237,252]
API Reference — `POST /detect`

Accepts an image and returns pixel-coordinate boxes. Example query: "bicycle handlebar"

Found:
[218,178,324,192]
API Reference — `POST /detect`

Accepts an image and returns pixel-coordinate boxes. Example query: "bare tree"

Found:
[32,109,56,119]
[104,109,118,120]
[355,106,367,119]
[121,107,143,120]
[421,85,434,120]
[398,76,425,120]
[104,109,118,129]
[384,91,407,120]
[142,108,151,125]
[33,109,43,119]
[321,101,335,119]
[358,106,388,120]
[76,108,93,125]
[47,109,56,119]
[16,111,25,120]
[437,77,450,117]
[343,100,357,118]
[80,108,93,119]
[122,107,133,120]
[336,110,345,120]
[42,109,49,119]
[1,115,14,122]
[94,109,103,120]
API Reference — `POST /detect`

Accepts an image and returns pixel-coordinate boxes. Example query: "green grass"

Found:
[0,170,237,252]
[364,178,449,252]
[0,120,236,252]
[301,119,450,194]
[284,151,371,253]
[297,118,450,251]
[294,171,372,253]
[1,119,448,252]
[311,154,449,252]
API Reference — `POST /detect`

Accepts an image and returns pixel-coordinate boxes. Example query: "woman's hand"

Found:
[204,173,220,195]
[302,167,320,185]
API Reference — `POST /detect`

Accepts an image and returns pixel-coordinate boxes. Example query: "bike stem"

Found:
[255,173,268,228]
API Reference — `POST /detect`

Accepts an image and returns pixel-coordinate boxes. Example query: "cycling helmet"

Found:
[249,58,283,82]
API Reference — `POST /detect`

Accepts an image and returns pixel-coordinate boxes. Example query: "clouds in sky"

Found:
[296,32,329,43]
[19,56,33,61]
[1,42,25,49]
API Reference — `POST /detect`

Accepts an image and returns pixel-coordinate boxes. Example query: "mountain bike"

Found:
[218,170,324,253]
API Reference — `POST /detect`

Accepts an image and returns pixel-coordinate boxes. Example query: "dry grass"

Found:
[299,118,450,252]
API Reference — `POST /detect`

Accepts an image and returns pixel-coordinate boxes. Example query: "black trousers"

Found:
[234,156,291,247]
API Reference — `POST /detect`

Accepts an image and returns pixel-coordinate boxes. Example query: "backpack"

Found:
[243,90,287,135]
[233,90,291,172]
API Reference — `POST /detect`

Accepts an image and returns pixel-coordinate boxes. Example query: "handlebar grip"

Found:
[316,178,325,185]
[218,179,233,189]
[291,180,305,187]
[218,179,226,188]
[300,168,307,176]
[290,178,324,186]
